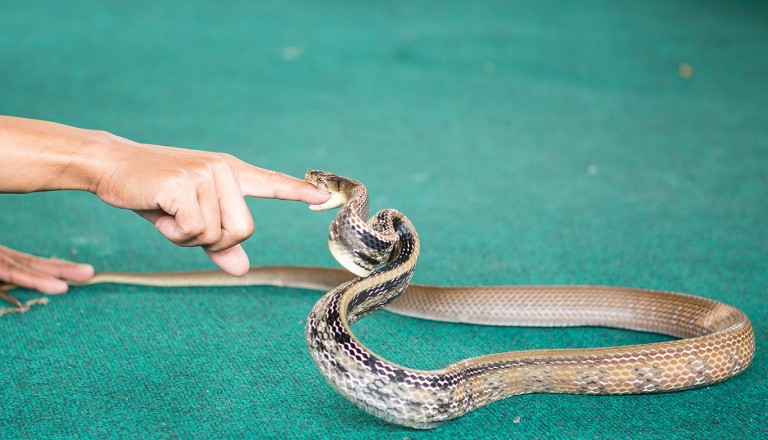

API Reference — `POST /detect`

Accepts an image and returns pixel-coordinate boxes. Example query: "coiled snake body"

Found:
[1,170,755,429]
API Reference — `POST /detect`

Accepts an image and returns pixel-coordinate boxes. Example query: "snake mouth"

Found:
[308,191,346,211]
[305,170,348,211]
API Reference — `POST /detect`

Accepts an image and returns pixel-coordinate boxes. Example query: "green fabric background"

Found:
[1,1,766,438]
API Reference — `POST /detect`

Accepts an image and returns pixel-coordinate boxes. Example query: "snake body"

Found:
[1,170,755,429]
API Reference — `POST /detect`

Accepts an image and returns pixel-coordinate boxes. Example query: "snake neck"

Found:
[329,184,402,277]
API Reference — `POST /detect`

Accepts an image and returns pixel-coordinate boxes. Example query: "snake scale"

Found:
[1,170,755,429]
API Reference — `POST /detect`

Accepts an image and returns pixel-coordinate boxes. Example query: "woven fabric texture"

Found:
[1,1,766,438]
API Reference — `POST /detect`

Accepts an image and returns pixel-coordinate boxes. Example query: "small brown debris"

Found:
[679,63,693,80]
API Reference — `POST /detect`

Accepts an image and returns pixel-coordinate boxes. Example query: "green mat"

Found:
[1,1,766,438]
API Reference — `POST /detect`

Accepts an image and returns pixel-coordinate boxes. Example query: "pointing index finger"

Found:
[238,166,331,205]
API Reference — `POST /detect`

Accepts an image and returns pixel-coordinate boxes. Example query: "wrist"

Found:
[73,129,125,194]
[47,128,109,193]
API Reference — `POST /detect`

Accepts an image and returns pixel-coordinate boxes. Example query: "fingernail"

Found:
[316,188,331,195]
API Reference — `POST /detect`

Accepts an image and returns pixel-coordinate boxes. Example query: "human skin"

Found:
[0,116,330,294]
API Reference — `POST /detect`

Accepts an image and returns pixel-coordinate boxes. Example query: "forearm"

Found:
[0,116,112,193]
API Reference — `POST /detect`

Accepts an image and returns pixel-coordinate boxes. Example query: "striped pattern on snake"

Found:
[302,170,755,429]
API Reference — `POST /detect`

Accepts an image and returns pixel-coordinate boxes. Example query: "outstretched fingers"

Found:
[0,245,94,294]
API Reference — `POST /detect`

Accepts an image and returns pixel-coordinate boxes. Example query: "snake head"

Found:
[305,170,349,211]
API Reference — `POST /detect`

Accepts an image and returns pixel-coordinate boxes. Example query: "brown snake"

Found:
[0,170,756,429]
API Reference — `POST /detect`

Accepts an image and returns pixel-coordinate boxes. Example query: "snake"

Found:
[0,170,755,429]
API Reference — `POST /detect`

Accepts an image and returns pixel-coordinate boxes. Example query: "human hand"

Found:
[0,117,328,276]
[88,138,330,276]
[0,245,94,295]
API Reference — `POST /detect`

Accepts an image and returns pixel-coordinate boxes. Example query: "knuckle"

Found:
[189,163,215,182]
[216,152,238,164]
[6,265,26,286]
[187,154,235,185]
[265,169,287,181]
[179,219,207,239]
[178,157,223,184]
[208,153,229,168]
[162,169,194,191]
[198,228,223,245]
[228,219,255,241]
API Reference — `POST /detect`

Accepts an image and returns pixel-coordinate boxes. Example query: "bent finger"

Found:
[204,245,250,276]
[155,190,208,245]
[192,175,223,247]
[203,165,254,253]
